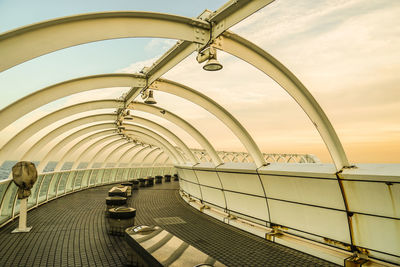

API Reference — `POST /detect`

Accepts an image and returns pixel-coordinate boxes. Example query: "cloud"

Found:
[157,0,400,163]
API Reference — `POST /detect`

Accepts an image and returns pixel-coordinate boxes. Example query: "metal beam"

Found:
[0,74,141,132]
[124,127,183,164]
[129,102,222,165]
[150,78,266,167]
[124,118,197,163]
[125,130,179,164]
[0,12,210,72]
[117,144,141,166]
[219,32,349,170]
[37,126,115,172]
[142,148,161,165]
[128,146,152,166]
[22,114,116,161]
[101,142,136,167]
[0,99,122,164]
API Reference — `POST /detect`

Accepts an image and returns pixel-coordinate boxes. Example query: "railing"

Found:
[0,165,174,227]
[188,148,319,163]
[176,162,400,266]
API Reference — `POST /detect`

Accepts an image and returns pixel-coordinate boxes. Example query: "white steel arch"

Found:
[31,110,193,169]
[129,102,222,165]
[142,148,161,165]
[88,139,127,168]
[0,99,122,164]
[0,12,210,72]
[152,151,167,166]
[124,127,183,164]
[123,124,184,164]
[125,131,178,165]
[22,114,116,161]
[55,134,120,171]
[117,144,142,166]
[150,78,266,167]
[0,74,143,132]
[128,146,152,166]
[0,75,222,164]
[218,32,349,170]
[124,117,198,163]
[102,142,135,167]
[38,128,115,172]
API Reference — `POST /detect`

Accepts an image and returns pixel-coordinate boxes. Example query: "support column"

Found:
[12,198,32,233]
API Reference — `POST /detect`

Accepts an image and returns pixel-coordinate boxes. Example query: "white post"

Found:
[12,198,32,233]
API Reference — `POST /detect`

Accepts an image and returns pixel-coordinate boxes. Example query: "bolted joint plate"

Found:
[193,26,209,45]
[132,78,147,88]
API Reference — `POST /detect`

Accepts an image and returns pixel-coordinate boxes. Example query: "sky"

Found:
[0,0,399,164]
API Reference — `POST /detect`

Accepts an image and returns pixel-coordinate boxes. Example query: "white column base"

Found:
[12,226,32,233]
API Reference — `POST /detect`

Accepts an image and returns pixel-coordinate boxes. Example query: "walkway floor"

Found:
[0,181,338,267]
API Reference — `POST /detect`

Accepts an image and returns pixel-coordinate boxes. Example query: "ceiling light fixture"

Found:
[144,89,157,105]
[196,46,223,71]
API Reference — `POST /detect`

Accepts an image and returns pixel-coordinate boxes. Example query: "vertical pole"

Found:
[12,197,32,233]
[19,198,27,230]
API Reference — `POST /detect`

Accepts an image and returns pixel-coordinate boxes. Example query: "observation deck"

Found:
[0,0,399,266]
[0,179,337,267]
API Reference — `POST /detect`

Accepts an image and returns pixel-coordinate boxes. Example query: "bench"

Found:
[108,185,128,197]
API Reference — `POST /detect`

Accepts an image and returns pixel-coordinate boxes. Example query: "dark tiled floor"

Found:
[0,181,338,267]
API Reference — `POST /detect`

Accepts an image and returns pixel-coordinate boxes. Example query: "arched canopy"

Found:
[0,0,341,170]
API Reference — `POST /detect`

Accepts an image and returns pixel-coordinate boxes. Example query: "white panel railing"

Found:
[176,162,400,266]
[0,165,175,228]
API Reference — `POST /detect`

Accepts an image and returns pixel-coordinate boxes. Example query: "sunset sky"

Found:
[0,0,399,164]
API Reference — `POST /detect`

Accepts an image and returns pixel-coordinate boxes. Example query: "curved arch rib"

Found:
[142,148,161,165]
[124,128,182,164]
[1,73,223,165]
[125,131,178,165]
[124,117,198,163]
[150,78,266,167]
[102,142,136,167]
[0,11,209,72]
[0,74,142,132]
[37,125,115,172]
[56,133,119,171]
[88,138,127,168]
[129,102,222,165]
[152,151,166,166]
[0,99,122,163]
[117,144,141,166]
[124,124,184,164]
[23,114,116,161]
[128,146,152,166]
[219,32,349,170]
